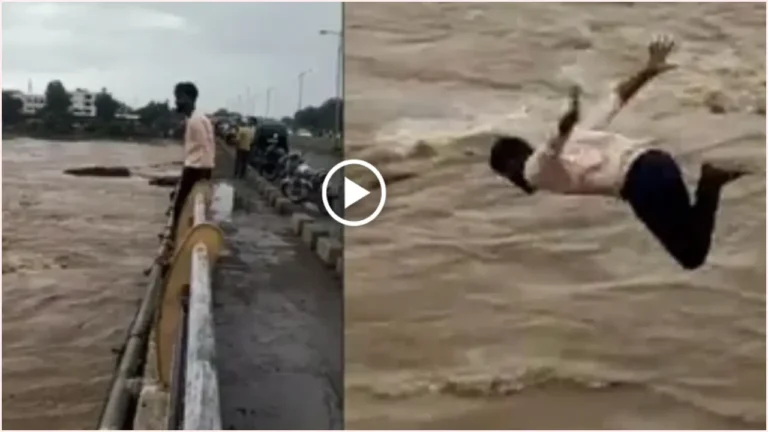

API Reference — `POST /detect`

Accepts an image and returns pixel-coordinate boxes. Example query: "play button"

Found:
[322,159,387,227]
[344,177,370,209]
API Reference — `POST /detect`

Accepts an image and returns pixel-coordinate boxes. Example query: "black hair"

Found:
[489,136,533,173]
[489,135,536,194]
[174,82,199,101]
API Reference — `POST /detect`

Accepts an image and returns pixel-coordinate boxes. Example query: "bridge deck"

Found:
[210,146,342,429]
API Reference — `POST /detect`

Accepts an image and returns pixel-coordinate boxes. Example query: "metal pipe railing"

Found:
[98,185,178,430]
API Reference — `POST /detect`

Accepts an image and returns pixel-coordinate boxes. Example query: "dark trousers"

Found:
[171,167,212,239]
[234,149,249,179]
[620,150,721,270]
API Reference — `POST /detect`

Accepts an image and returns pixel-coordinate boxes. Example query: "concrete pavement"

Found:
[211,145,343,429]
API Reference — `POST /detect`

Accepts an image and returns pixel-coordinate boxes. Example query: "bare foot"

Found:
[701,163,748,187]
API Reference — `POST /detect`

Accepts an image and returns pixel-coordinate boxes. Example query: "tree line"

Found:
[3,79,343,140]
[283,97,343,136]
[214,97,342,137]
[2,80,182,139]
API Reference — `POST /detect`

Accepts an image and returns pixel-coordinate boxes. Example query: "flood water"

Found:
[344,3,766,429]
[2,138,179,429]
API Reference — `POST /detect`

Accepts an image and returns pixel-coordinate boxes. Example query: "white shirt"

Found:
[184,112,215,168]
[523,92,650,196]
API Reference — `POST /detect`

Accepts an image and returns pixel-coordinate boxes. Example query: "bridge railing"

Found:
[98,180,225,430]
[98,186,178,430]
[181,192,222,430]
[157,182,224,430]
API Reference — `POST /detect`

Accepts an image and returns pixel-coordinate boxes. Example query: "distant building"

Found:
[18,93,46,115]
[8,88,97,118]
[70,89,96,117]
[114,103,140,121]
[115,112,140,121]
[296,129,313,137]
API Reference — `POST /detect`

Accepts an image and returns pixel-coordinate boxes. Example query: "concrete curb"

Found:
[291,213,314,235]
[301,222,330,250]
[254,180,342,275]
[217,142,343,277]
[316,237,342,269]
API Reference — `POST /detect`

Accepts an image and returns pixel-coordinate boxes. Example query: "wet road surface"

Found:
[211,146,343,429]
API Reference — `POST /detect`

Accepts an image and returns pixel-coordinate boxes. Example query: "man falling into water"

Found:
[489,35,746,270]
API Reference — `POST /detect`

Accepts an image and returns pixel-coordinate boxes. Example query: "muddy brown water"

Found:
[344,3,765,429]
[2,138,180,429]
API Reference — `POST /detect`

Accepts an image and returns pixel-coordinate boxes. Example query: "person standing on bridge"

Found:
[234,119,255,179]
[172,81,216,237]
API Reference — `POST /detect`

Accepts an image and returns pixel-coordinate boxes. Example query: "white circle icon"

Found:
[322,159,386,227]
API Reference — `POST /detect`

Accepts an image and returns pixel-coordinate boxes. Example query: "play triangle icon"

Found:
[344,177,370,209]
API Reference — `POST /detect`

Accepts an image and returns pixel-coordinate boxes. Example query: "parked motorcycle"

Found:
[280,163,318,203]
[279,161,338,214]
[250,143,287,181]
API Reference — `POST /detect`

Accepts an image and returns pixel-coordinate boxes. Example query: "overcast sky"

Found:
[2,2,341,117]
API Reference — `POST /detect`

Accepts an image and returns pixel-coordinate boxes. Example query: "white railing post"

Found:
[193,193,207,226]
[182,191,222,430]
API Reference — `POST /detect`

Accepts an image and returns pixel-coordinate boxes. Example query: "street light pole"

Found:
[265,87,273,118]
[320,29,343,146]
[246,86,251,117]
[297,69,311,113]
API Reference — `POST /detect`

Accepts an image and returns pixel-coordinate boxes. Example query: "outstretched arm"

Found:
[585,35,677,130]
[545,85,581,155]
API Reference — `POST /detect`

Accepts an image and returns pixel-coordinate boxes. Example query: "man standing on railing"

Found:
[171,81,215,238]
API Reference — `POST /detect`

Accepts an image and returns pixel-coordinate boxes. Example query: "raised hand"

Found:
[558,84,581,136]
[569,84,581,111]
[646,34,677,73]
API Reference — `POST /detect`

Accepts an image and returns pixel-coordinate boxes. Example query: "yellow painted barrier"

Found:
[155,181,224,389]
